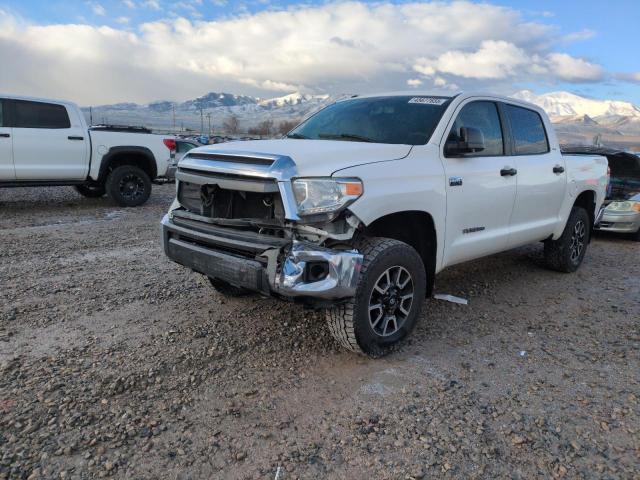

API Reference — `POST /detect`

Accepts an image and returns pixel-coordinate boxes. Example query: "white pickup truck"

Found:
[161,92,608,356]
[0,94,176,206]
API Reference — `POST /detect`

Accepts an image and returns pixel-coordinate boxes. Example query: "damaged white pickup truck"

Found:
[161,92,608,356]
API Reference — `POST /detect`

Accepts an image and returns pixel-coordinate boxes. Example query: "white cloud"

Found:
[91,3,106,16]
[545,53,604,82]
[116,16,131,24]
[123,0,136,8]
[144,0,161,10]
[0,2,613,104]
[617,72,640,84]
[407,79,422,87]
[413,40,604,83]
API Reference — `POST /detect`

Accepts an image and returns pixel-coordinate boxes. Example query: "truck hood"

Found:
[194,139,412,177]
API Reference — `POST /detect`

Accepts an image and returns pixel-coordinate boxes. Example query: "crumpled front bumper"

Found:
[274,241,363,299]
[161,215,362,300]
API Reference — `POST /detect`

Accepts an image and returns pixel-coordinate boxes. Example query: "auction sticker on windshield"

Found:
[408,97,447,105]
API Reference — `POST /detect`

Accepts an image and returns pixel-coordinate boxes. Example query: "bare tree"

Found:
[255,119,274,137]
[277,119,300,135]
[223,114,240,134]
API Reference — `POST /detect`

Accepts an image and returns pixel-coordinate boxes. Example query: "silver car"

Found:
[598,192,640,240]
[562,146,640,241]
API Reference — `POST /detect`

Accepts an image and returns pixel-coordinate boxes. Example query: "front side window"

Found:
[288,96,453,145]
[0,100,4,127]
[504,104,549,155]
[447,101,504,156]
[12,100,71,129]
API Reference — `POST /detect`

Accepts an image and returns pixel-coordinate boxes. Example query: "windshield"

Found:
[288,95,452,145]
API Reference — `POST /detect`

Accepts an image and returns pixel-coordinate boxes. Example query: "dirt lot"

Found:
[1,184,639,480]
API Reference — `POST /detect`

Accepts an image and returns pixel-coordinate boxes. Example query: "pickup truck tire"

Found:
[544,206,590,273]
[326,237,427,357]
[74,183,106,198]
[106,165,152,207]
[208,277,252,297]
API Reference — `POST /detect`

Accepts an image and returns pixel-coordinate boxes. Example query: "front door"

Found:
[0,99,15,180]
[10,99,87,180]
[440,100,517,267]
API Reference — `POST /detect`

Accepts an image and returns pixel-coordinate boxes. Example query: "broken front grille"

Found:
[176,168,285,229]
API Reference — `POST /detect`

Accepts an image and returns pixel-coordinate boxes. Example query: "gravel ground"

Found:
[1,184,639,480]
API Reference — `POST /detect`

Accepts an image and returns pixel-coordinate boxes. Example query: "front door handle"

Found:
[68,136,84,141]
[0,133,9,138]
[500,167,517,176]
[553,165,565,174]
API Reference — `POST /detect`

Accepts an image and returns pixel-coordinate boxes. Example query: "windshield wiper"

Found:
[318,133,375,143]
[286,132,309,139]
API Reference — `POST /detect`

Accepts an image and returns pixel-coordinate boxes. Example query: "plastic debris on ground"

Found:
[433,293,469,305]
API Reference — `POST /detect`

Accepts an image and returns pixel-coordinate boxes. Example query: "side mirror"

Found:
[445,126,486,156]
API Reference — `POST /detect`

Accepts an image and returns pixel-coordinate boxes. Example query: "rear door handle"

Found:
[500,167,517,176]
[0,133,9,138]
[553,165,565,174]
[68,136,84,141]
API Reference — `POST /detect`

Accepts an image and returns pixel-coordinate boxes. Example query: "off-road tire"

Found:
[208,277,252,297]
[544,206,590,273]
[633,227,640,242]
[326,237,427,357]
[106,165,152,207]
[74,183,106,198]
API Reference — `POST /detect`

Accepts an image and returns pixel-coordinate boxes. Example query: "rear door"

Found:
[10,99,88,180]
[0,98,15,180]
[503,103,567,248]
[440,99,517,267]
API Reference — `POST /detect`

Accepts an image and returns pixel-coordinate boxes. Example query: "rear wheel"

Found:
[326,237,427,357]
[74,182,106,198]
[106,165,152,207]
[633,227,640,242]
[544,206,590,272]
[208,277,252,297]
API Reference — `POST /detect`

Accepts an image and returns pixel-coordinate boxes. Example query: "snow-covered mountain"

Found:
[82,89,640,150]
[84,91,334,132]
[512,90,640,120]
[258,92,329,108]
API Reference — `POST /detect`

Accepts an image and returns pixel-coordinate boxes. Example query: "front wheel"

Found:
[106,165,152,207]
[544,206,590,273]
[326,237,427,357]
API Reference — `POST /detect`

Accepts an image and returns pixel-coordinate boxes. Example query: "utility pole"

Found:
[89,106,93,126]
[200,108,204,135]
[206,113,212,135]
[172,104,176,132]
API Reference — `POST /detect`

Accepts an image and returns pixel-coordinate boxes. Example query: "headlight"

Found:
[606,201,640,212]
[292,178,363,216]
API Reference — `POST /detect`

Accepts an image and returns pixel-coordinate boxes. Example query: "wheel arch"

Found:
[98,146,157,183]
[363,210,437,296]
[574,189,596,239]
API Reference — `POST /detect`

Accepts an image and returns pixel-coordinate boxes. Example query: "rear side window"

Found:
[12,100,71,129]
[0,101,4,127]
[505,104,549,155]
[447,101,504,156]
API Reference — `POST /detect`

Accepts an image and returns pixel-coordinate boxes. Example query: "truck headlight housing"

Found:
[292,178,363,216]
[606,200,640,213]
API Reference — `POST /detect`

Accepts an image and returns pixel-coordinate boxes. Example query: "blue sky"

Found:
[1,0,638,105]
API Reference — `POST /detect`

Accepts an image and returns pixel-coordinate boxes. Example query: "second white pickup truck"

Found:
[0,94,176,206]
[161,92,608,356]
